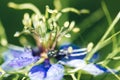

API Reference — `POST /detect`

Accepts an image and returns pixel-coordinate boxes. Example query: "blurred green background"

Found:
[0,0,119,45]
[0,0,120,80]
[0,0,120,62]
[0,0,120,58]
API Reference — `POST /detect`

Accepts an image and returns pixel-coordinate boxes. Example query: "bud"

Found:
[72,27,80,33]
[64,33,71,38]
[14,32,20,37]
[64,21,69,28]
[87,42,94,52]
[22,13,32,28]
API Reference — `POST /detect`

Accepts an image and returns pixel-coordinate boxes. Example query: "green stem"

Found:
[85,31,120,62]
[102,65,120,80]
[100,47,120,65]
[8,2,41,17]
[0,21,8,46]
[77,70,81,80]
[13,74,19,80]
[101,12,120,41]
[70,74,77,80]
[62,8,89,15]
[101,1,112,24]
[45,6,49,19]
[0,67,6,78]
[22,77,26,80]
[101,0,117,50]
[84,12,120,62]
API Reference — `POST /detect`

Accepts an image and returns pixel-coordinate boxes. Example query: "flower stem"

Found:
[101,12,120,41]
[13,74,19,80]
[102,65,120,80]
[101,0,117,50]
[84,12,120,62]
[77,70,81,80]
[70,74,77,80]
[0,67,5,77]
[8,2,41,17]
[99,47,120,65]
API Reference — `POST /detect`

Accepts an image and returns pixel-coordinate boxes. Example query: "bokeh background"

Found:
[0,0,119,45]
[0,0,120,80]
[0,0,120,60]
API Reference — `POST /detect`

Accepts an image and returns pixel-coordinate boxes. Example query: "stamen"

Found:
[64,21,69,28]
[70,52,87,57]
[72,48,87,53]
[59,48,87,57]
[72,27,80,33]
[67,47,73,53]
[87,42,94,52]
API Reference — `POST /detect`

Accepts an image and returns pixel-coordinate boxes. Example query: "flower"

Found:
[58,44,98,67]
[1,44,116,79]
[1,46,39,71]
[82,63,108,76]
[28,60,64,80]
[57,44,113,76]
[1,45,64,80]
[58,44,98,61]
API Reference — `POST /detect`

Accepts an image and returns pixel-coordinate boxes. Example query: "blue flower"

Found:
[28,60,64,80]
[82,63,108,76]
[1,45,64,80]
[58,44,98,62]
[1,46,39,71]
[1,44,116,78]
[58,44,114,76]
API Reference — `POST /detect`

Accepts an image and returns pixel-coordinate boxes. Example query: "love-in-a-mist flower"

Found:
[1,45,64,80]
[28,59,64,80]
[56,44,111,76]
[2,3,117,80]
[1,9,76,79]
[1,45,39,71]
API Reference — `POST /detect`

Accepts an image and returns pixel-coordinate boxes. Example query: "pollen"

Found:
[87,42,94,52]
[68,46,73,53]
[72,27,80,33]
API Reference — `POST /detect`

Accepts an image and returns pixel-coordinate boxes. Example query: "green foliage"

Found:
[0,0,120,80]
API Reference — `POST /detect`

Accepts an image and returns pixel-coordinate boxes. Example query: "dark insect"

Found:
[31,45,87,60]
[47,47,87,60]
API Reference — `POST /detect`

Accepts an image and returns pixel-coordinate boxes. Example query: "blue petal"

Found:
[45,64,64,80]
[9,46,24,58]
[59,44,99,63]
[3,45,24,61]
[82,63,107,76]
[68,54,86,60]
[9,57,38,68]
[59,59,87,68]
[59,44,86,60]
[89,53,99,63]
[29,61,51,80]
[29,65,46,80]
[95,64,108,72]
[29,71,45,80]
[2,48,39,71]
[82,64,118,76]
[30,60,51,74]
[59,44,80,50]
[1,61,16,71]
